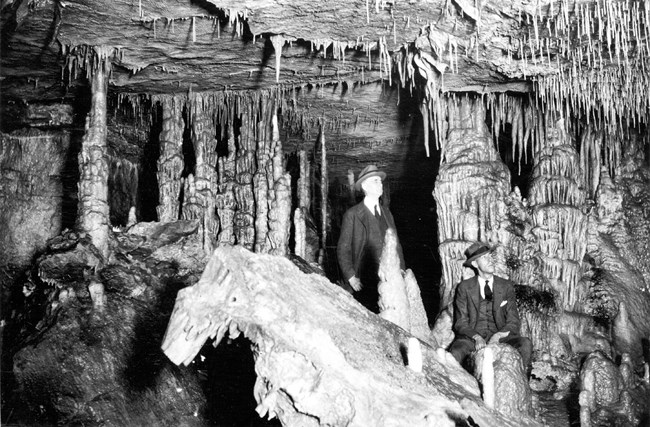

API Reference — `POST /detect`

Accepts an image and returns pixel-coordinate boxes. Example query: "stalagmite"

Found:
[407,337,423,373]
[474,344,533,417]
[404,268,433,344]
[481,347,495,408]
[378,229,411,332]
[579,390,593,427]
[292,150,310,259]
[293,207,306,259]
[156,95,185,222]
[613,301,634,354]
[77,47,113,260]
[88,279,106,311]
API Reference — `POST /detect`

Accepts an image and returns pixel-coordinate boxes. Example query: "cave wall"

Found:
[0,130,71,266]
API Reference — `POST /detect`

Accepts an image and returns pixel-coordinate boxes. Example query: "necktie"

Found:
[374,205,381,218]
[484,279,493,301]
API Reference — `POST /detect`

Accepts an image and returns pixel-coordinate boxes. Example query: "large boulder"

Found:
[162,245,543,427]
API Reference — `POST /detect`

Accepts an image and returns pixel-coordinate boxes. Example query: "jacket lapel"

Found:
[492,276,504,315]
[469,276,480,312]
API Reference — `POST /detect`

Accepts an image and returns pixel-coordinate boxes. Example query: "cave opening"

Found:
[136,102,162,223]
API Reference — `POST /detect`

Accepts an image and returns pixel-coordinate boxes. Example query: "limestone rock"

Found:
[162,245,543,427]
[8,222,211,426]
[474,343,533,418]
[0,130,71,266]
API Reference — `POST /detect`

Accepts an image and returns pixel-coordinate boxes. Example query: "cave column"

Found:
[251,96,291,256]
[433,96,511,307]
[77,47,112,259]
[528,118,587,311]
[182,94,219,252]
[267,111,291,256]
[233,102,256,250]
[253,96,272,253]
[156,96,185,222]
[216,120,237,247]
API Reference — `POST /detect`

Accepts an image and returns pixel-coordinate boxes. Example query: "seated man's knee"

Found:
[449,338,474,365]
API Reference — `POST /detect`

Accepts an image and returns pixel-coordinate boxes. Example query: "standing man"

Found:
[337,165,404,312]
[449,242,532,373]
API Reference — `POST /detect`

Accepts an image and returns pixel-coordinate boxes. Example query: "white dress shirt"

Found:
[479,277,492,299]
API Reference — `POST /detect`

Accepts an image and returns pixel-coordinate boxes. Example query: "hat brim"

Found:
[462,246,494,267]
[354,171,386,190]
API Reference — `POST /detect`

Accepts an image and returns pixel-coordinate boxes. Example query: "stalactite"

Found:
[270,35,284,83]
[77,46,114,260]
[155,95,184,222]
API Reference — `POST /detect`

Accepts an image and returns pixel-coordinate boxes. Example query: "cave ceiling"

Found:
[2,0,648,181]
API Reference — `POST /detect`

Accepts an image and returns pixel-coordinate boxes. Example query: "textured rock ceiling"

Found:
[2,0,648,179]
[1,0,542,100]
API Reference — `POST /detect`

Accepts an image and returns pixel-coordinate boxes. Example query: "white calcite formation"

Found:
[146,93,294,257]
[474,344,533,418]
[216,123,237,246]
[77,47,114,260]
[162,245,543,427]
[156,96,184,223]
[528,119,588,311]
[378,228,434,346]
[433,96,511,307]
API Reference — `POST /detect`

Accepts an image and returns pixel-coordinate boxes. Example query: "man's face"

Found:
[361,176,383,198]
[473,252,494,274]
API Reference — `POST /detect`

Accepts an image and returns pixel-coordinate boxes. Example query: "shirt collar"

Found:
[363,198,380,214]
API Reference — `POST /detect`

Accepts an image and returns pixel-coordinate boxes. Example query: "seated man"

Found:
[449,242,532,374]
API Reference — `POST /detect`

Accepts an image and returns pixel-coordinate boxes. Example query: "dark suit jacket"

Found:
[453,275,521,339]
[337,201,404,282]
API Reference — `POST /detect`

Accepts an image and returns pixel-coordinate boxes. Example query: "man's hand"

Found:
[349,276,362,292]
[488,331,510,345]
[473,334,486,351]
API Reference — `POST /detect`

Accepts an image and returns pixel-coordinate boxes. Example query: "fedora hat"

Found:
[463,242,493,267]
[354,165,386,190]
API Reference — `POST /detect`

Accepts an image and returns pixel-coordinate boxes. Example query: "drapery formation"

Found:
[433,96,511,307]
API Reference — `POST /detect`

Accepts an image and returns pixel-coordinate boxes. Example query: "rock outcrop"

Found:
[162,245,542,427]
